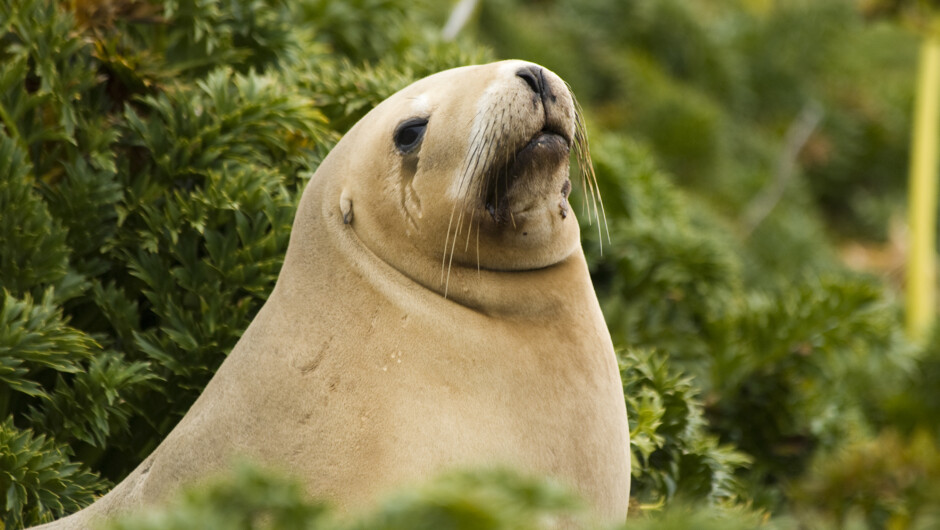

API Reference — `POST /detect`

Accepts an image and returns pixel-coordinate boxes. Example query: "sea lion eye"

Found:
[394,118,428,153]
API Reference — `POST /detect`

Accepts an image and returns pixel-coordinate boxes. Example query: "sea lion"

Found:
[37,60,630,528]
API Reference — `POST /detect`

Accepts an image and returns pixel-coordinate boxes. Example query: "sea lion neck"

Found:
[294,182,592,321]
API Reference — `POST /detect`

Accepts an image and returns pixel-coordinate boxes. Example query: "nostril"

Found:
[516,67,542,95]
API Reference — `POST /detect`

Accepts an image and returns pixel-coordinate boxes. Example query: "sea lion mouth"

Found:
[483,129,570,224]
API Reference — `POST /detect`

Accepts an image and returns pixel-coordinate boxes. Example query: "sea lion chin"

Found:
[32,60,630,529]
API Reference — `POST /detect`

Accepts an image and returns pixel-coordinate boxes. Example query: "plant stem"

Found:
[906,32,940,341]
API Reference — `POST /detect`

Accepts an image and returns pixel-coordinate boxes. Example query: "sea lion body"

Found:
[37,60,630,528]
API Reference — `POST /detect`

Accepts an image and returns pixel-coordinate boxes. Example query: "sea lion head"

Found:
[304,60,600,300]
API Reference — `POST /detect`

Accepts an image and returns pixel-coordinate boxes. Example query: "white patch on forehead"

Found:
[411,93,431,115]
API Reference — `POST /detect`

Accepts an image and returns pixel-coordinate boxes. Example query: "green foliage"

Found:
[571,105,911,508]
[103,464,789,530]
[25,352,155,450]
[707,275,911,491]
[348,470,584,530]
[793,431,940,529]
[0,0,101,149]
[104,464,584,530]
[156,0,298,72]
[478,0,914,241]
[0,289,95,408]
[104,463,327,530]
[621,349,749,506]
[293,42,492,131]
[583,131,909,507]
[883,324,940,437]
[0,122,70,298]
[294,0,439,62]
[624,503,788,530]
[584,135,739,366]
[0,417,108,528]
[0,287,151,525]
[85,0,309,79]
[864,0,940,23]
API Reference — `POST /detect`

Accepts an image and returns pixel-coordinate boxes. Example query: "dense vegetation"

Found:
[1,0,938,528]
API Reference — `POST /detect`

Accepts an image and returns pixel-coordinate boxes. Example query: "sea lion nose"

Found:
[516,66,544,96]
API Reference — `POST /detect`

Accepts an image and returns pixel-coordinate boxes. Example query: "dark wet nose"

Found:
[516,66,544,96]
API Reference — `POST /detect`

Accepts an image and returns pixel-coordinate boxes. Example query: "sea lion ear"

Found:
[340,189,353,225]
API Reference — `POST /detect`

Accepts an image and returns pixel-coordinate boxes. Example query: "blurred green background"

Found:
[2,0,940,528]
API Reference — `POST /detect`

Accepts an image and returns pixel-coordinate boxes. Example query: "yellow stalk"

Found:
[906,32,940,341]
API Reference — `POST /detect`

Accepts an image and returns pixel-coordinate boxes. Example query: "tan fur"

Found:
[36,60,630,528]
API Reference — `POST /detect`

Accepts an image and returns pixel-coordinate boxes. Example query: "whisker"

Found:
[570,91,609,253]
[444,209,466,297]
[464,208,474,251]
[441,206,459,286]
[475,217,481,276]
